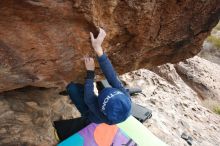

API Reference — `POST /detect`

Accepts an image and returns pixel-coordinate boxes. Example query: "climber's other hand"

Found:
[84,57,95,71]
[90,27,106,57]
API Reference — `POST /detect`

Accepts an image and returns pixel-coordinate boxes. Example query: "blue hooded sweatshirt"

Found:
[83,53,131,125]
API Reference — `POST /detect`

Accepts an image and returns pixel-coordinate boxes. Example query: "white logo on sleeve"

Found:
[101,91,123,112]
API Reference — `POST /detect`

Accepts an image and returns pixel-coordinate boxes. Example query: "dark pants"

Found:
[66,82,89,117]
[54,82,91,141]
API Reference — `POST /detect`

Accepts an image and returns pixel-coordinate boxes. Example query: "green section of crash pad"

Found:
[117,116,169,146]
[58,133,84,146]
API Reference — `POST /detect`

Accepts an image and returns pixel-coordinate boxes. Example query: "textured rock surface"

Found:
[121,65,220,146]
[0,0,220,92]
[0,87,79,146]
[175,56,220,102]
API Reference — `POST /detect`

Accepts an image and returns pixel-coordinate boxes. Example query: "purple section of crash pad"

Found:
[78,123,98,146]
[77,123,137,146]
[112,129,137,146]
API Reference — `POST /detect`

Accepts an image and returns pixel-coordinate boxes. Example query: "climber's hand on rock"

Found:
[84,57,95,71]
[90,27,106,57]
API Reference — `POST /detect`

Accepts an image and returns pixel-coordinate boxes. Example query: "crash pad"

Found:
[58,116,168,146]
[117,116,168,146]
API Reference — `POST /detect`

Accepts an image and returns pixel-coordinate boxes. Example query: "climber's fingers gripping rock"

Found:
[90,27,106,57]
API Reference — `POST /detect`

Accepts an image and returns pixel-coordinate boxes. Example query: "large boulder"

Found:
[0,0,219,92]
[175,56,220,103]
[0,87,78,146]
[121,63,220,146]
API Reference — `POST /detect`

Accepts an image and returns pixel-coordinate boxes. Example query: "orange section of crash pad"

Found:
[94,123,118,146]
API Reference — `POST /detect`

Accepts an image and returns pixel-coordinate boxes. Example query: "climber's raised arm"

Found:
[90,28,129,96]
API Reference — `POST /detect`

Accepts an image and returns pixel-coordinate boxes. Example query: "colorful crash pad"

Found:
[58,116,169,146]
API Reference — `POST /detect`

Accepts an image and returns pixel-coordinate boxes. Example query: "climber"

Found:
[66,28,131,125]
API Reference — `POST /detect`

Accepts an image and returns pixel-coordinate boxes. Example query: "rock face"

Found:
[175,56,220,102]
[0,87,79,146]
[121,62,220,146]
[0,0,220,92]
